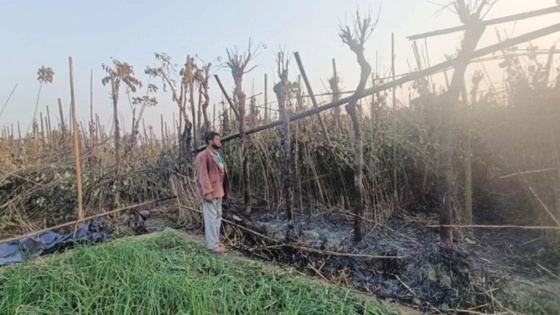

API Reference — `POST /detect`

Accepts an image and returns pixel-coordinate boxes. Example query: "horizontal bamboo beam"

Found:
[428,224,560,230]
[195,22,560,152]
[408,5,560,40]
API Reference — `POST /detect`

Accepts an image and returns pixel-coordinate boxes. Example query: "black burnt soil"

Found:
[219,204,560,313]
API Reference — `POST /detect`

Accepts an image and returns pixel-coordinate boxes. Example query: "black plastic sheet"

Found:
[0,218,112,267]
[0,208,167,267]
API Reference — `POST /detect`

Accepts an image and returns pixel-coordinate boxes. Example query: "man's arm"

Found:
[196,153,213,199]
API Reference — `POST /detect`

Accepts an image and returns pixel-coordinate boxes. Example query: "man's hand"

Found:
[204,193,213,203]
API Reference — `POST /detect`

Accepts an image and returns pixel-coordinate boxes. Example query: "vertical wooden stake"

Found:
[17,122,21,140]
[69,57,84,221]
[95,114,101,144]
[264,73,268,122]
[461,83,473,225]
[331,59,342,130]
[90,69,95,149]
[161,114,165,148]
[141,119,148,147]
[58,98,66,142]
[392,33,398,201]
[40,112,45,146]
[46,105,52,147]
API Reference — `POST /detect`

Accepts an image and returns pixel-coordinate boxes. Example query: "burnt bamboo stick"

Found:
[408,5,560,40]
[214,74,240,119]
[294,52,332,147]
[264,73,268,122]
[392,32,398,201]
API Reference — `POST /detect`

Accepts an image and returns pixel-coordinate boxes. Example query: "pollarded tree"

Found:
[273,50,295,230]
[437,0,489,249]
[225,39,264,217]
[339,9,377,242]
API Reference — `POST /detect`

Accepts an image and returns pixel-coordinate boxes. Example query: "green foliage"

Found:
[0,232,392,315]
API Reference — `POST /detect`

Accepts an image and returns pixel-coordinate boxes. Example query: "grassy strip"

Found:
[0,231,395,314]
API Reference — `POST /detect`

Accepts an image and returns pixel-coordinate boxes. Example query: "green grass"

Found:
[0,231,395,315]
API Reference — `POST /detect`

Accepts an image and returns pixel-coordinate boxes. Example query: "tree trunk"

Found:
[346,51,372,242]
[274,60,294,228]
[201,66,211,133]
[438,7,485,248]
[187,56,197,150]
[235,77,252,217]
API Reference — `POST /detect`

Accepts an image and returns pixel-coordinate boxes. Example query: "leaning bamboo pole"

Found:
[294,52,332,147]
[214,75,240,119]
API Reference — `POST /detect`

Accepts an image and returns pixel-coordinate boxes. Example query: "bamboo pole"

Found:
[90,69,95,149]
[39,112,45,146]
[461,83,473,225]
[69,57,84,221]
[214,75,240,119]
[391,32,398,201]
[264,73,268,122]
[95,114,101,145]
[294,52,332,147]
[46,105,52,146]
[58,98,66,140]
[0,83,18,119]
[331,59,342,130]
[428,224,560,230]
[407,5,560,40]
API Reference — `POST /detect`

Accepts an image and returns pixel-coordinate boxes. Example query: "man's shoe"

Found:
[209,246,227,254]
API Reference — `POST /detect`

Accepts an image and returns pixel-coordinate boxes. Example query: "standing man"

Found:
[195,131,232,253]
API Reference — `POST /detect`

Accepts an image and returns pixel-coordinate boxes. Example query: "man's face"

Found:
[210,136,221,149]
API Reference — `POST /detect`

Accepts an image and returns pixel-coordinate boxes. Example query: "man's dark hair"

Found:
[204,131,220,144]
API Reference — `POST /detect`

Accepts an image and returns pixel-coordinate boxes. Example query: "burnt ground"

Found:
[215,202,560,314]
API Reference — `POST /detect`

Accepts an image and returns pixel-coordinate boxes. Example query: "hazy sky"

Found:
[0,0,558,135]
